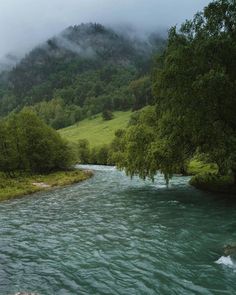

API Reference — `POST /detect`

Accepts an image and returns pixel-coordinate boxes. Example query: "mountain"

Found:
[0,53,21,72]
[0,23,166,128]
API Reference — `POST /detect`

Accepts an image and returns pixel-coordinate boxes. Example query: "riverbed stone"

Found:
[223,243,236,256]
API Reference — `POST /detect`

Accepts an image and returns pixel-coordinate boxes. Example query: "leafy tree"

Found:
[129,76,154,110]
[2,110,74,174]
[113,0,236,184]
[77,139,90,163]
[102,109,114,121]
[25,98,83,129]
[0,120,18,176]
[89,144,112,165]
[153,0,236,181]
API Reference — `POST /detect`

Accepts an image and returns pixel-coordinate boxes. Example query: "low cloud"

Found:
[54,35,96,58]
[0,0,211,58]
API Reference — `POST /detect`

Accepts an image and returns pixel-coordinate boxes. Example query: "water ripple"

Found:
[0,165,236,295]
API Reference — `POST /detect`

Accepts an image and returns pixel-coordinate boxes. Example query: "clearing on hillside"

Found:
[59,111,131,147]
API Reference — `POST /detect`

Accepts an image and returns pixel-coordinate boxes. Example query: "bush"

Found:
[102,109,114,121]
[190,173,236,194]
[89,144,114,165]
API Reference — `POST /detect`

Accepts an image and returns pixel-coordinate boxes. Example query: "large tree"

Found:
[0,110,74,175]
[113,0,236,183]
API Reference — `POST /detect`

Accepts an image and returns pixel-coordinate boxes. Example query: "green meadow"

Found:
[59,111,132,147]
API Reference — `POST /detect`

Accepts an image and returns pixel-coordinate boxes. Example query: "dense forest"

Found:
[0,23,165,128]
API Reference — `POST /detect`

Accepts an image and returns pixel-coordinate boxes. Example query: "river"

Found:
[0,165,236,295]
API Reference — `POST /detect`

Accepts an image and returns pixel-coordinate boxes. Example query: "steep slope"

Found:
[0,23,166,126]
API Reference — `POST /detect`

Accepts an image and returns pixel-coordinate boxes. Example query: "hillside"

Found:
[59,111,131,147]
[0,23,165,128]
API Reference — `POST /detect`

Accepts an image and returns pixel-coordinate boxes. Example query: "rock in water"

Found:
[223,243,236,256]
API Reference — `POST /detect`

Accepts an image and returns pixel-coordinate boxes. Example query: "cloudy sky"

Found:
[0,0,211,58]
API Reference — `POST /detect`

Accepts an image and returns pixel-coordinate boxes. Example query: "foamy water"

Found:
[216,256,235,268]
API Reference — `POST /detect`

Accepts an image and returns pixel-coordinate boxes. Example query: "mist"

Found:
[0,0,211,59]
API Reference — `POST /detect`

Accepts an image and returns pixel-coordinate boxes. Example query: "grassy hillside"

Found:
[59,111,132,147]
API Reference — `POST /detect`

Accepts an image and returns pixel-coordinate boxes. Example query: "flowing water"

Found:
[0,165,236,295]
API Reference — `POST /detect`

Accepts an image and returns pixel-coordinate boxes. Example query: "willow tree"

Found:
[113,0,236,183]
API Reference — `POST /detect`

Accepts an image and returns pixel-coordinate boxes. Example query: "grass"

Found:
[190,173,236,194]
[59,111,132,147]
[188,159,236,194]
[187,159,218,175]
[0,170,93,202]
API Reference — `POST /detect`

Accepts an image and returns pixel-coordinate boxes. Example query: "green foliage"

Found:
[112,0,236,186]
[153,0,236,180]
[0,120,18,176]
[25,98,83,129]
[0,110,74,175]
[187,159,218,175]
[74,138,112,165]
[129,76,154,110]
[190,173,236,194]
[90,144,112,165]
[66,111,133,166]
[0,170,93,201]
[0,23,166,125]
[102,109,114,121]
[111,106,166,180]
[77,139,90,163]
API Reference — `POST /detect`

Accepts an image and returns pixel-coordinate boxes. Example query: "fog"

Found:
[0,0,211,59]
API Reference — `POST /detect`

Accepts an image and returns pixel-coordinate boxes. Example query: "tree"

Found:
[0,121,18,177]
[129,76,154,110]
[153,0,236,181]
[77,139,90,163]
[5,110,74,174]
[102,109,114,121]
[89,144,112,165]
[113,0,236,184]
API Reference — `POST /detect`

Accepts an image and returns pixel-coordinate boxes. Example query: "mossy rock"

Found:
[190,173,236,194]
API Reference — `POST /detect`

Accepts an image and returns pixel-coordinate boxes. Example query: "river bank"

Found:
[185,160,236,195]
[190,173,236,195]
[0,169,93,202]
[1,165,235,295]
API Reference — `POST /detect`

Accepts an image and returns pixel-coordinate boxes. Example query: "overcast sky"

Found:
[0,0,211,58]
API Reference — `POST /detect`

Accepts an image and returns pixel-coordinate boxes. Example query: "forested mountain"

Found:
[0,54,21,72]
[0,23,165,128]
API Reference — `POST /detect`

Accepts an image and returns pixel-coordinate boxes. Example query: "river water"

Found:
[0,165,236,295]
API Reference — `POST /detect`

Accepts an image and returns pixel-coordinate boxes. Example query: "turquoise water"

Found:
[0,165,236,295]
